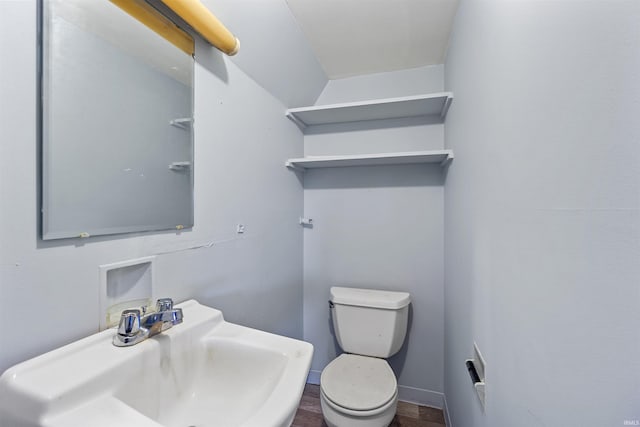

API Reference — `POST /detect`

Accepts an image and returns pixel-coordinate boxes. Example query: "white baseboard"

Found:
[397,385,444,409]
[443,394,453,427]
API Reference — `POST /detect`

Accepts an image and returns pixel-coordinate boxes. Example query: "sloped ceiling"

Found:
[285,0,459,79]
[199,0,328,107]
[157,0,458,107]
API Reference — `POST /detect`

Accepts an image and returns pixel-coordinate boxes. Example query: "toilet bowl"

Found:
[319,287,411,427]
[320,354,398,427]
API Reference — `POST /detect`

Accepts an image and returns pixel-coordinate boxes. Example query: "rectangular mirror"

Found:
[41,0,194,240]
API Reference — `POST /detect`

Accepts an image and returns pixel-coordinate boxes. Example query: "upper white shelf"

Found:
[286,92,453,128]
[285,150,454,171]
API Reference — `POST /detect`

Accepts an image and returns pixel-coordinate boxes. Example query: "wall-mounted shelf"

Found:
[285,150,453,171]
[285,92,453,129]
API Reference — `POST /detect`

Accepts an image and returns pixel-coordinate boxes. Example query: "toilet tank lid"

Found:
[330,287,411,309]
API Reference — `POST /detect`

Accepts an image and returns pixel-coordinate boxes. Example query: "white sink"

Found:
[0,300,313,427]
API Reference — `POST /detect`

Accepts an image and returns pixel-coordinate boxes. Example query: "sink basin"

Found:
[0,300,313,427]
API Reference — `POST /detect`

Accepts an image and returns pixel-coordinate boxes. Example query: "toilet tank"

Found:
[330,287,411,358]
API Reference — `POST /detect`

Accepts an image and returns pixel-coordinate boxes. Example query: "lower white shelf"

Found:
[285,150,454,171]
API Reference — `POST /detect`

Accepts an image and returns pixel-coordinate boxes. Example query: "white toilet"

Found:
[320,286,411,427]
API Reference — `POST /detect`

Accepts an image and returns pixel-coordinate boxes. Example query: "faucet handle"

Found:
[156,298,174,312]
[117,309,141,337]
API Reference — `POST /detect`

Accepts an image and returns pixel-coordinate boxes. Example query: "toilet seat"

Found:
[321,387,398,418]
[320,354,397,412]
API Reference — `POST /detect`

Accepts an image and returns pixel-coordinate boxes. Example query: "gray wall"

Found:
[303,65,447,406]
[314,65,444,105]
[0,1,304,373]
[444,1,640,426]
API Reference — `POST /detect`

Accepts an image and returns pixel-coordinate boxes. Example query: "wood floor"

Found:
[292,384,447,427]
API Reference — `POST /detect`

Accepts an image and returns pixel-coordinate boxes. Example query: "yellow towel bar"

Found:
[160,0,240,56]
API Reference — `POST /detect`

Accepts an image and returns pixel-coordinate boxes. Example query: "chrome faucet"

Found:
[113,298,184,347]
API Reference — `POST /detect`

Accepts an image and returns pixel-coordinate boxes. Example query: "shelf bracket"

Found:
[440,94,453,119]
[170,118,194,130]
[285,112,308,131]
[285,161,306,172]
[440,151,454,167]
[169,161,192,171]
